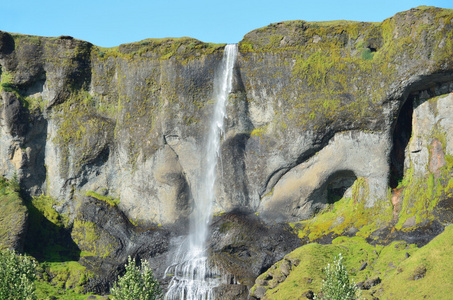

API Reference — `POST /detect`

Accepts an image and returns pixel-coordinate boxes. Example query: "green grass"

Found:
[375,225,453,299]
[36,260,93,296]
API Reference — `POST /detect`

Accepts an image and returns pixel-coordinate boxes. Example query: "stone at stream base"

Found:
[213,284,249,300]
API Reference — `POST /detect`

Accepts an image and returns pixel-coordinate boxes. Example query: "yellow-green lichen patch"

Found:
[52,90,114,176]
[86,191,120,207]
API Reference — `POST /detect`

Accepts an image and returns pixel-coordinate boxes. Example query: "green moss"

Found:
[52,90,114,176]
[0,176,27,250]
[0,70,13,92]
[374,225,453,299]
[37,260,93,294]
[31,195,64,227]
[86,191,120,207]
[35,259,97,299]
[71,220,116,259]
[395,165,447,230]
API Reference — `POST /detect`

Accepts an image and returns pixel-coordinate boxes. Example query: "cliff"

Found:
[0,5,452,298]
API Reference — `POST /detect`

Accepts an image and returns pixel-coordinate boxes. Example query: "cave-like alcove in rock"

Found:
[309,170,358,215]
[389,97,414,189]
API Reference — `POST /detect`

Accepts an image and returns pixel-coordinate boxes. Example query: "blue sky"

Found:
[1,0,452,47]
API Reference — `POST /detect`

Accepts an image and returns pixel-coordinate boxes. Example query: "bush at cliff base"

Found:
[315,253,359,300]
[111,256,162,300]
[0,249,37,300]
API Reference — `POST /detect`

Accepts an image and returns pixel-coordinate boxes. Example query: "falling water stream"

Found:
[164,44,238,300]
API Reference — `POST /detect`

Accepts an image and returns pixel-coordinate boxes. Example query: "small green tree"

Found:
[315,253,359,300]
[111,256,162,300]
[0,249,37,300]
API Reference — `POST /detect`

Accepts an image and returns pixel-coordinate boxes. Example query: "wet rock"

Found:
[208,211,301,287]
[213,284,249,300]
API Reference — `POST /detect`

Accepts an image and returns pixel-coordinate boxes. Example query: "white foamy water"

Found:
[164,44,238,300]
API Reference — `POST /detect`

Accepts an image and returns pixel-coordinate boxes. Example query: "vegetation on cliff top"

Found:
[95,36,225,61]
[238,6,453,133]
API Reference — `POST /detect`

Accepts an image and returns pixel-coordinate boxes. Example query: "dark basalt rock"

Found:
[0,31,15,56]
[208,211,301,287]
[368,220,445,247]
[357,277,381,290]
[1,91,28,136]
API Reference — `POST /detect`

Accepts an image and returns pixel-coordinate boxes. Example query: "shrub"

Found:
[111,256,162,300]
[0,249,37,300]
[315,254,359,300]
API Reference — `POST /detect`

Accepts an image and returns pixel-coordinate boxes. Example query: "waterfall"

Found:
[164,44,238,300]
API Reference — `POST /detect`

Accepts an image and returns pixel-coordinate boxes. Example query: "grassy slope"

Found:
[255,227,453,299]
[375,225,453,299]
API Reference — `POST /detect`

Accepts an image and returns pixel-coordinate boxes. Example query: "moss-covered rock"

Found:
[70,195,172,293]
[0,176,27,251]
[239,6,453,220]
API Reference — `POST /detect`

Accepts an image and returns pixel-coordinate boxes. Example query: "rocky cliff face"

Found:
[1,7,452,226]
[0,5,452,297]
